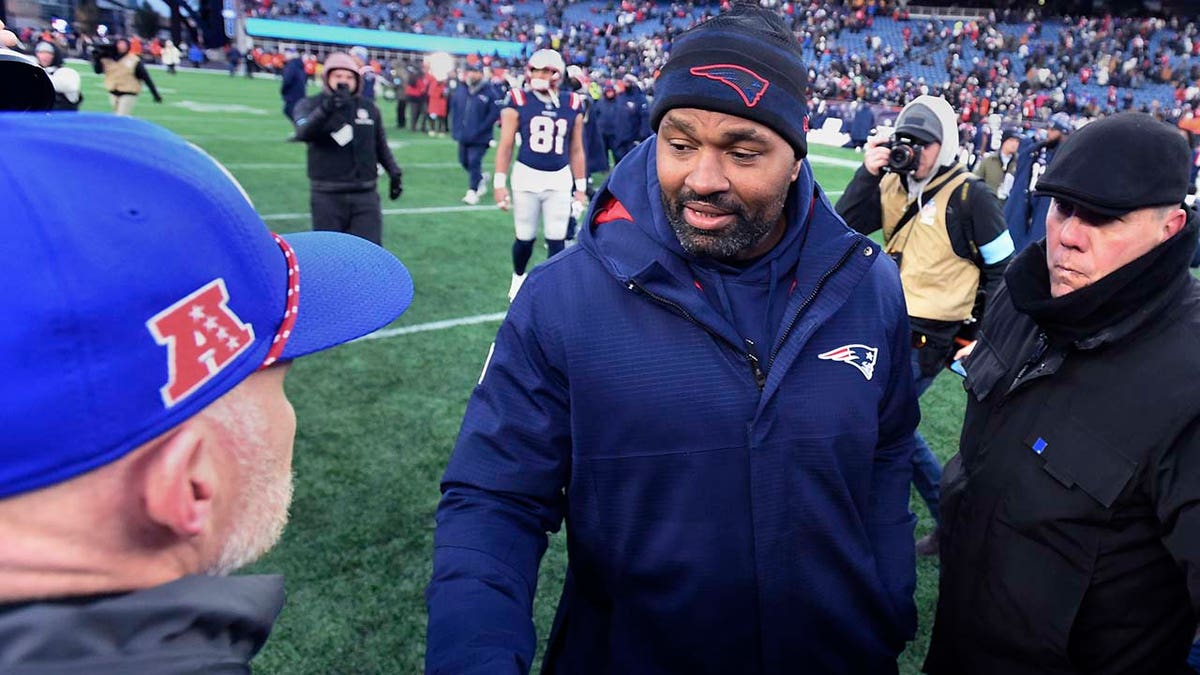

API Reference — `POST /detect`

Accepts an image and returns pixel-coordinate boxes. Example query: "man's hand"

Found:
[153,93,163,104]
[494,185,510,211]
[571,190,587,219]
[954,340,977,362]
[863,134,892,177]
[389,171,403,201]
[0,20,19,49]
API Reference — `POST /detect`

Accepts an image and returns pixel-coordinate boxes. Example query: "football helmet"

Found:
[526,49,565,93]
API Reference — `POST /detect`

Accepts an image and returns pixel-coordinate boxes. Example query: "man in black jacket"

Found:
[926,112,1200,675]
[836,95,1014,556]
[292,52,403,246]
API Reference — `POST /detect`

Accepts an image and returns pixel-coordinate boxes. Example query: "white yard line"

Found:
[262,204,495,221]
[807,154,863,169]
[355,312,508,342]
[227,161,460,170]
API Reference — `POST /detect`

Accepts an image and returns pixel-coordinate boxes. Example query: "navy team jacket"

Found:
[426,138,919,674]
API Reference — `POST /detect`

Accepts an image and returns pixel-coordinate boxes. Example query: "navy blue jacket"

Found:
[426,139,920,674]
[1004,137,1057,253]
[581,96,609,174]
[594,94,620,138]
[450,80,503,146]
[850,103,875,144]
[281,58,306,105]
[614,88,651,149]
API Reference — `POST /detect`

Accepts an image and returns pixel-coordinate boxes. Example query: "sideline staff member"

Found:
[293,52,403,246]
[926,112,1200,675]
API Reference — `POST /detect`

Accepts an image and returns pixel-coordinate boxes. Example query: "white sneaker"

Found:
[478,172,490,197]
[507,272,527,302]
[461,189,479,205]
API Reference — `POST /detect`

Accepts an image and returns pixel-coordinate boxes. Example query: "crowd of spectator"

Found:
[16,0,1200,144]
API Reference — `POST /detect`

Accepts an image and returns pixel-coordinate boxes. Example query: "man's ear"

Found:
[791,157,802,183]
[1162,207,1188,241]
[140,424,217,538]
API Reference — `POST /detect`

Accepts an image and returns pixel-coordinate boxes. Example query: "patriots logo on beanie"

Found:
[649,4,810,157]
[689,64,770,108]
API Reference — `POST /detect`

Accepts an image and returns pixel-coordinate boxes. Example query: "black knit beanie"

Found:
[650,4,809,157]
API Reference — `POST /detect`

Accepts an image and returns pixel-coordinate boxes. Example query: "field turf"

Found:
[66,64,965,674]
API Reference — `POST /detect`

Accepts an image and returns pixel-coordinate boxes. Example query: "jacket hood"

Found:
[897,95,959,168]
[322,52,361,94]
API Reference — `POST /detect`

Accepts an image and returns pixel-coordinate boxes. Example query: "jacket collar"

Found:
[0,574,284,670]
[580,138,882,399]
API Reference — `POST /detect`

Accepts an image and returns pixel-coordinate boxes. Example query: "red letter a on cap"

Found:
[147,279,256,407]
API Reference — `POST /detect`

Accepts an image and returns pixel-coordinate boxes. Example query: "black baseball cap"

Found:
[894,101,943,145]
[1034,113,1190,218]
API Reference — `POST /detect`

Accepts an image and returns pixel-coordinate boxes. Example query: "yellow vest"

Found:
[880,168,979,322]
[104,53,142,95]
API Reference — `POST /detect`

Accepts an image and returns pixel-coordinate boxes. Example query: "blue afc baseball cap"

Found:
[0,114,414,499]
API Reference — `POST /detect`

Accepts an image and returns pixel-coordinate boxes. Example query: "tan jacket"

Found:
[880,169,980,322]
[103,53,142,95]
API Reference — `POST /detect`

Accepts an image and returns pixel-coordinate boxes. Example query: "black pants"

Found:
[396,97,406,128]
[408,96,427,131]
[310,188,383,245]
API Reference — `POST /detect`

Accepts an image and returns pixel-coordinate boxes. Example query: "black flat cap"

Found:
[1034,112,1191,218]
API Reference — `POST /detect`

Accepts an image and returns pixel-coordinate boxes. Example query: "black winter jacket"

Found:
[926,213,1200,675]
[0,575,283,673]
[293,92,400,192]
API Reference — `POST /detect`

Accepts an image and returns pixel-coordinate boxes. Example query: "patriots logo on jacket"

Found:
[689,64,770,108]
[818,344,878,381]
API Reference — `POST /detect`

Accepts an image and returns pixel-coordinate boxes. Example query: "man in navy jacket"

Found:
[426,7,920,674]
[1004,112,1073,253]
[280,47,306,121]
[450,62,504,205]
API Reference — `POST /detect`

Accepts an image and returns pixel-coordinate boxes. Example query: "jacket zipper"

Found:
[768,242,862,370]
[626,280,767,391]
[1005,330,1049,397]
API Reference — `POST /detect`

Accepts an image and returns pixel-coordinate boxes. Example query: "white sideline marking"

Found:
[807,154,863,169]
[226,161,459,170]
[262,194,842,221]
[262,204,494,221]
[355,312,507,342]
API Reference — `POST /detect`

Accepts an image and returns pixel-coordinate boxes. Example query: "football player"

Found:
[493,49,587,301]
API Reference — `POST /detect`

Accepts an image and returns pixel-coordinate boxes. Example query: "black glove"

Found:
[389,171,403,201]
[153,93,163,104]
[321,90,351,114]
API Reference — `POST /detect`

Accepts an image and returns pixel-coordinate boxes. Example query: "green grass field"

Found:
[66,64,966,673]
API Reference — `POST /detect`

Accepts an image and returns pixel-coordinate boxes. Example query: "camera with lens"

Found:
[881,138,924,174]
[91,43,117,61]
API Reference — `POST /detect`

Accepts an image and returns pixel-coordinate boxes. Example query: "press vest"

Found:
[880,168,978,322]
[104,53,142,95]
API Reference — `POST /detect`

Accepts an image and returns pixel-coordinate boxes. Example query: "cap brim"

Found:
[895,129,939,145]
[0,50,55,111]
[1032,187,1131,218]
[278,231,413,359]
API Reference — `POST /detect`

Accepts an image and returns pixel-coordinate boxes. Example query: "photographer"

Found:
[292,52,402,246]
[34,42,81,111]
[836,95,1014,556]
[92,37,161,116]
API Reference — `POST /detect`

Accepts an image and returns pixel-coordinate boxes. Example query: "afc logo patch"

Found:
[689,64,770,107]
[146,279,255,407]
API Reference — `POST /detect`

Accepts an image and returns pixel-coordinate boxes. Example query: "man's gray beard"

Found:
[661,189,783,261]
